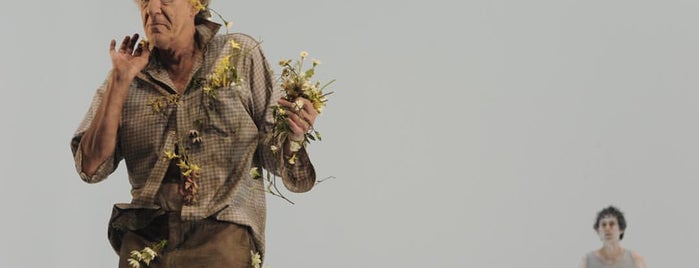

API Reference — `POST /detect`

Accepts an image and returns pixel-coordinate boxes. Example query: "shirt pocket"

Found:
[200,87,258,164]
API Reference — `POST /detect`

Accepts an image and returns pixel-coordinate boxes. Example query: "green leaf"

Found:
[304,68,315,78]
[320,79,336,91]
[230,69,238,81]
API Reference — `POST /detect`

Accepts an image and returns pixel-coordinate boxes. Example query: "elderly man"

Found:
[71,0,317,267]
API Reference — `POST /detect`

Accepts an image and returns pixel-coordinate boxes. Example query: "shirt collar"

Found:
[193,19,222,49]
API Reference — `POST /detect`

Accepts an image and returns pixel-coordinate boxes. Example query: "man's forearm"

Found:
[80,73,132,176]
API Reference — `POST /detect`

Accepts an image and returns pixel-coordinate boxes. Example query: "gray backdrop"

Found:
[1,0,698,267]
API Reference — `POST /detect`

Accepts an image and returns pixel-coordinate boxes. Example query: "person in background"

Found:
[579,206,647,268]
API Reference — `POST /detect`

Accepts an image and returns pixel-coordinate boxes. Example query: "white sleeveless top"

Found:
[586,249,636,268]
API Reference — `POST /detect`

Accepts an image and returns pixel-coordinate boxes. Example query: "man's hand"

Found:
[278,97,319,142]
[109,33,150,81]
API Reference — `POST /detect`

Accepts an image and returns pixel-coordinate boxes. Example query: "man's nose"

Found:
[146,0,163,16]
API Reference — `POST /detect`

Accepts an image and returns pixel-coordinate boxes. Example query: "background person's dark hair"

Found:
[593,206,627,240]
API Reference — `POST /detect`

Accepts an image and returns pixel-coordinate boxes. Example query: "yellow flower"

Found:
[130,250,143,260]
[281,68,290,78]
[250,167,261,178]
[143,247,157,259]
[189,164,201,174]
[230,40,241,50]
[288,154,297,165]
[312,59,321,66]
[278,59,291,66]
[226,21,233,29]
[189,0,206,11]
[177,160,189,170]
[147,97,165,113]
[300,51,308,59]
[289,140,303,152]
[210,55,233,88]
[164,150,178,160]
[251,251,262,268]
[127,258,141,268]
[313,102,324,113]
[141,248,156,265]
[276,107,286,116]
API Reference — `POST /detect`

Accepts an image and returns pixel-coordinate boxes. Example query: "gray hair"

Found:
[133,0,212,23]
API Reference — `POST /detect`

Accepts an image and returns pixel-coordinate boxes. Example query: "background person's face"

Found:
[597,216,623,243]
[139,0,196,49]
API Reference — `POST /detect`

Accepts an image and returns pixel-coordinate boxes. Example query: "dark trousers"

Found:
[117,212,254,268]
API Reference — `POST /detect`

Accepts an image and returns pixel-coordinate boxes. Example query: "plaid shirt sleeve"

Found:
[70,75,123,183]
[243,36,316,193]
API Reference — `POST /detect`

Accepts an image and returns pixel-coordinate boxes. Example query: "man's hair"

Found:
[133,0,212,22]
[593,206,627,240]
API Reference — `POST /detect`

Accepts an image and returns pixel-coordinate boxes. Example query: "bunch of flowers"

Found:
[164,143,201,205]
[250,51,335,204]
[271,51,335,164]
[201,39,244,101]
[127,240,167,268]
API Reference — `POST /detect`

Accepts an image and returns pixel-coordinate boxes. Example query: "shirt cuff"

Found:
[74,143,115,184]
[281,148,316,193]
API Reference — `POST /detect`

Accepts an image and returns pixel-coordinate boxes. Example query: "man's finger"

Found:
[297,109,315,126]
[287,118,305,135]
[290,113,311,132]
[127,33,139,53]
[109,39,117,52]
[300,98,315,114]
[119,35,130,52]
[277,98,293,109]
[134,42,144,57]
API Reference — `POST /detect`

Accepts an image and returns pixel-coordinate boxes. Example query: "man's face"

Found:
[597,215,623,242]
[139,0,197,49]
